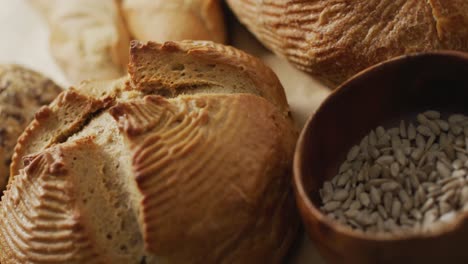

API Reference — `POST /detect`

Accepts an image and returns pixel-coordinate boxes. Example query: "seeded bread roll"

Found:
[0,65,62,192]
[32,0,130,84]
[1,41,299,263]
[121,0,226,44]
[227,0,468,87]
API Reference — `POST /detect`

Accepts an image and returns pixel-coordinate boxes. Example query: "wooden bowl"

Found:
[293,51,468,264]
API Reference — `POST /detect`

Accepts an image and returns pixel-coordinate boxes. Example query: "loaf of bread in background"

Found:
[1,40,299,263]
[121,0,226,44]
[31,0,130,84]
[227,0,468,87]
[0,65,62,192]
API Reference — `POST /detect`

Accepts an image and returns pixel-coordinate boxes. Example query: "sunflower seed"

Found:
[377,134,391,147]
[436,161,452,178]
[416,134,426,149]
[408,123,417,140]
[320,111,468,234]
[339,162,351,173]
[381,181,400,192]
[359,192,371,207]
[440,189,456,204]
[391,199,402,219]
[333,189,349,201]
[449,114,465,124]
[347,145,361,161]
[452,169,466,178]
[426,134,436,150]
[377,204,388,219]
[417,114,430,125]
[410,209,422,220]
[421,198,435,213]
[390,162,400,177]
[411,148,424,161]
[427,121,441,135]
[393,149,406,166]
[337,172,352,187]
[376,155,395,165]
[323,201,341,212]
[370,186,382,205]
[391,135,402,149]
[437,120,450,132]
[424,110,441,119]
[368,146,380,159]
[423,209,438,226]
[409,173,420,189]
[417,125,433,137]
[399,189,413,211]
[344,209,359,218]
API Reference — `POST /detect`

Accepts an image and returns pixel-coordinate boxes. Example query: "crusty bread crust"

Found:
[128,40,291,115]
[227,0,468,87]
[0,65,62,191]
[2,41,299,263]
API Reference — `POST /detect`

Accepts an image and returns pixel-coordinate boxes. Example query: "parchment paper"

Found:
[0,0,331,262]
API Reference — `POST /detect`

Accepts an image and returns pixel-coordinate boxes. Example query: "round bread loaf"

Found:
[0,65,62,192]
[1,41,299,263]
[227,0,468,87]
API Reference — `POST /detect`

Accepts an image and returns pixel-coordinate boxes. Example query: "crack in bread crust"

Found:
[3,41,299,264]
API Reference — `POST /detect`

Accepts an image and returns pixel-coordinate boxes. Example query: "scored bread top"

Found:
[1,139,103,263]
[128,40,290,115]
[2,41,299,263]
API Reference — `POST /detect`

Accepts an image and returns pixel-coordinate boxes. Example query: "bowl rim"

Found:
[293,50,468,241]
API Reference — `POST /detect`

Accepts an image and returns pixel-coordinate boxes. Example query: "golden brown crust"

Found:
[0,140,102,264]
[128,40,290,115]
[4,41,298,263]
[10,89,108,180]
[227,0,468,87]
[121,0,226,44]
[109,93,298,263]
[0,65,62,191]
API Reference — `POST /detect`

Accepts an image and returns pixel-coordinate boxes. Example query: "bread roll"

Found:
[32,0,130,84]
[1,41,299,263]
[0,65,62,192]
[227,0,468,87]
[122,0,226,43]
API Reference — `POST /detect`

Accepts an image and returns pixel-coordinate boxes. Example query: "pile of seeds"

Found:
[319,110,468,234]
